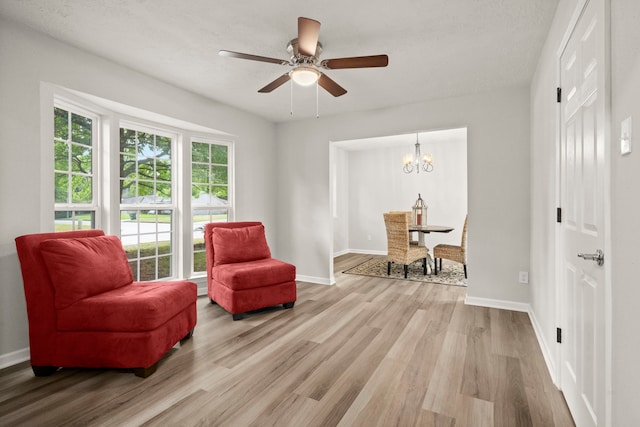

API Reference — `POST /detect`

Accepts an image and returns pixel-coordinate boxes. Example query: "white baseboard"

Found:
[344,249,387,256]
[333,249,387,258]
[527,308,559,386]
[333,249,350,257]
[296,275,333,286]
[0,347,30,370]
[464,295,531,312]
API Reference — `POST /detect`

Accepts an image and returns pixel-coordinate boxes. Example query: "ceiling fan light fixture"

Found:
[290,66,320,86]
[219,17,386,99]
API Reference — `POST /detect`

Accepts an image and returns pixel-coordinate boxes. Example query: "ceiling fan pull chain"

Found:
[290,79,294,117]
[316,80,319,118]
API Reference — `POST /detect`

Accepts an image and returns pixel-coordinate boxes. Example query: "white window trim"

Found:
[42,84,234,283]
[118,121,179,281]
[52,100,101,218]
[189,136,235,277]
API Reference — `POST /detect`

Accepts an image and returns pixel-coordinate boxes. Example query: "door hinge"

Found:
[556,207,562,223]
[557,87,562,103]
[557,327,562,343]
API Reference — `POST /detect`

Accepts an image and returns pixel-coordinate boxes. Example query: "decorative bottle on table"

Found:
[412,193,428,226]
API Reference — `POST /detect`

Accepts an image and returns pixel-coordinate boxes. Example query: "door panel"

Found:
[559,0,607,426]
[582,96,598,233]
[565,264,577,382]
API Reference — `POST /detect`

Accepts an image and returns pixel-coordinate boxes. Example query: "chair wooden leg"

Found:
[404,265,408,278]
[387,262,391,275]
[232,313,243,321]
[283,301,295,309]
[134,362,158,378]
[210,298,217,304]
[423,258,427,275]
[434,258,438,275]
[463,264,467,279]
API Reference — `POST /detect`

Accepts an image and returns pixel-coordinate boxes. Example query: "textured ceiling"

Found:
[0,0,559,123]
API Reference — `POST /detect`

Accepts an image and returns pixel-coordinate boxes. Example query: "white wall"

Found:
[275,88,531,300]
[334,130,467,254]
[531,0,640,424]
[0,17,277,364]
[332,147,350,255]
[610,0,640,424]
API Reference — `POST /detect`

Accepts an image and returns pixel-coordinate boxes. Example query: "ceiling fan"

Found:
[219,17,389,97]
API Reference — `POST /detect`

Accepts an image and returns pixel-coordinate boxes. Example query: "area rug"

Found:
[343,256,467,286]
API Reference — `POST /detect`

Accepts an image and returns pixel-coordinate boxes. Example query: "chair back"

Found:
[461,215,468,248]
[14,229,105,363]
[460,215,468,262]
[383,212,411,257]
[204,221,262,275]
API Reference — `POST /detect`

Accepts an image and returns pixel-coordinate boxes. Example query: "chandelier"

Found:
[403,133,433,173]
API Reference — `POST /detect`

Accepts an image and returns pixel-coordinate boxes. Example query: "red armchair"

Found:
[14,230,197,378]
[204,222,296,320]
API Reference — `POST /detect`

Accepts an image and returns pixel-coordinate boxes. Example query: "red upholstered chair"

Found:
[204,222,296,320]
[14,229,197,378]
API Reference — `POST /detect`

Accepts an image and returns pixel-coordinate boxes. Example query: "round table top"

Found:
[407,225,454,233]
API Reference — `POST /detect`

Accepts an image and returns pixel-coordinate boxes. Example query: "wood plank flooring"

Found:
[0,253,574,426]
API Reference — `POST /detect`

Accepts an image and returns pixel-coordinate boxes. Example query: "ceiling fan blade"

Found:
[318,73,347,97]
[298,17,321,57]
[321,55,389,69]
[219,50,289,65]
[258,73,291,93]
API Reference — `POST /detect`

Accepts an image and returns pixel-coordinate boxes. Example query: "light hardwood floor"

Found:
[0,253,574,426]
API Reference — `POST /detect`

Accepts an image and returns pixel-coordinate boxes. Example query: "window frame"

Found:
[46,88,234,285]
[118,121,178,281]
[190,137,234,276]
[52,99,101,231]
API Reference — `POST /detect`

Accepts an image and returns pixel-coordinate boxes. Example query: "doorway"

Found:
[329,128,468,282]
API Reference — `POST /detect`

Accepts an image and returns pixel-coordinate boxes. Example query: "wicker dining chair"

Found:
[433,215,468,278]
[383,212,429,278]
[390,211,419,245]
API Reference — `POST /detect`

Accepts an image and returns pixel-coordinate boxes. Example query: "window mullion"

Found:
[50,96,232,283]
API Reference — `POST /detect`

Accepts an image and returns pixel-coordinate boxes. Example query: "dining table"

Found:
[408,224,455,234]
[408,224,454,272]
[409,224,454,244]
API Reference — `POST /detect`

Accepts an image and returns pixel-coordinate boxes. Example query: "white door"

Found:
[559,0,608,425]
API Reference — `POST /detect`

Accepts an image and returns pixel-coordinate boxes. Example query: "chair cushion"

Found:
[57,280,197,332]
[212,224,271,266]
[211,258,296,291]
[40,235,134,309]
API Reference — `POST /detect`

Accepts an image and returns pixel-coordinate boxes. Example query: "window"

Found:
[191,139,231,274]
[49,93,233,282]
[119,125,175,281]
[53,105,98,231]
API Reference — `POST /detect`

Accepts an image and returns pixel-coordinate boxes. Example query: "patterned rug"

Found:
[343,256,467,286]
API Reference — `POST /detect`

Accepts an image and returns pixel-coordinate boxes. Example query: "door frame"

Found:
[555,0,612,425]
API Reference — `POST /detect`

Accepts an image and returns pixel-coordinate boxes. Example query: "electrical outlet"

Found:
[519,271,529,284]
